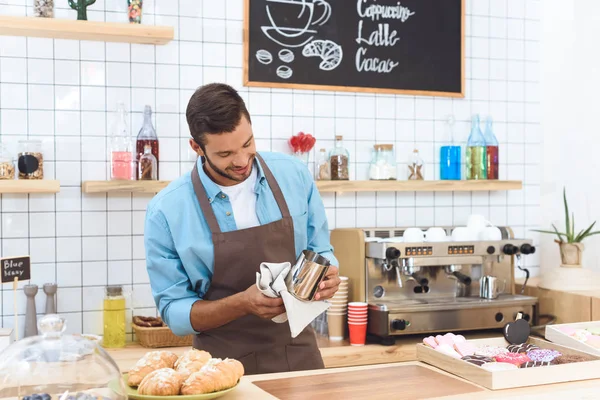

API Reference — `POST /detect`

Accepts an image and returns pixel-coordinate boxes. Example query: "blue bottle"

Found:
[440,115,461,180]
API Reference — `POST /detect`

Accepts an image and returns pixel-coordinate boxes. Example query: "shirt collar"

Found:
[195,154,267,203]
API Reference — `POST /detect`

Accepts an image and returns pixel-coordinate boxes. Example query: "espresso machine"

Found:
[331,227,538,343]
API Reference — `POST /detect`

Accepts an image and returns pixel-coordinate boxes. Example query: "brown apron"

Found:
[190,154,324,375]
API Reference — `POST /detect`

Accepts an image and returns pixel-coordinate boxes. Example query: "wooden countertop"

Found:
[219,361,600,399]
[106,332,499,372]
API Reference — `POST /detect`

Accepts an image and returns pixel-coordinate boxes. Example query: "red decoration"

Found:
[289,132,316,153]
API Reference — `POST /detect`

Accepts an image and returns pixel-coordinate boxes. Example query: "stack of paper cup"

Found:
[348,302,368,346]
[326,276,349,341]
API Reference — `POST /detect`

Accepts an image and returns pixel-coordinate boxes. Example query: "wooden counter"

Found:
[106,332,499,372]
[516,277,600,324]
[219,361,600,399]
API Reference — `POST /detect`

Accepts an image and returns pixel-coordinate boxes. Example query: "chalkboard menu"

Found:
[243,0,464,97]
[1,256,31,283]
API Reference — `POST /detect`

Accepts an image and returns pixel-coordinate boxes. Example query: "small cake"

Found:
[435,343,462,359]
[586,327,600,336]
[435,334,455,347]
[423,336,437,348]
[461,355,493,366]
[519,361,553,368]
[527,349,562,363]
[481,362,518,371]
[572,329,590,342]
[507,343,538,353]
[553,354,595,364]
[475,345,509,358]
[454,342,476,357]
[495,353,531,366]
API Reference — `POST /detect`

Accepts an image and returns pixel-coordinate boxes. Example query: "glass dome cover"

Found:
[0,314,126,400]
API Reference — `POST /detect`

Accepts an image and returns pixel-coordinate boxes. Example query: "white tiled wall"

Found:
[0,0,542,338]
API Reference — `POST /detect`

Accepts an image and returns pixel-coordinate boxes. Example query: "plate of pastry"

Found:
[109,349,244,399]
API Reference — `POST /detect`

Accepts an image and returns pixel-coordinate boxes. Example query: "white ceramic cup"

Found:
[480,226,502,241]
[451,227,470,242]
[403,228,424,243]
[425,227,447,242]
[467,214,488,230]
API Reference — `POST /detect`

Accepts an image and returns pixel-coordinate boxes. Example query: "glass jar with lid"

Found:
[329,135,349,181]
[316,148,330,180]
[0,143,15,180]
[18,139,43,180]
[0,314,127,400]
[369,144,396,180]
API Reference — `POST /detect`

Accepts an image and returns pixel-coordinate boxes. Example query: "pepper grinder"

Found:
[24,284,39,338]
[43,283,57,315]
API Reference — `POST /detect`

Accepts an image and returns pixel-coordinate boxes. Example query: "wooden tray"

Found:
[545,321,600,357]
[417,337,600,390]
[253,364,484,400]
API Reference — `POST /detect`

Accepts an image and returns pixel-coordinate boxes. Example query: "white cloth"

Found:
[255,262,330,338]
[216,165,260,230]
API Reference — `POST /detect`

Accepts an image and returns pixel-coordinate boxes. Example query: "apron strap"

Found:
[255,154,291,219]
[192,162,222,233]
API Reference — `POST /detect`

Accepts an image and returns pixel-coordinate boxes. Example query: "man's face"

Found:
[190,117,256,186]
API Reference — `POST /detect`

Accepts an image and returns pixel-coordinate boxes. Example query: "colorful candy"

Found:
[474,345,509,358]
[527,349,562,363]
[495,353,531,366]
[507,343,539,353]
[461,355,493,366]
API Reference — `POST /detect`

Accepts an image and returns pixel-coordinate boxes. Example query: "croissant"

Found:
[127,350,179,387]
[175,349,212,380]
[138,368,183,396]
[180,358,244,395]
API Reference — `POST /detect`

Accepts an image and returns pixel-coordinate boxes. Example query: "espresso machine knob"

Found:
[486,246,496,255]
[391,319,410,331]
[503,244,519,255]
[520,244,536,255]
[386,247,401,259]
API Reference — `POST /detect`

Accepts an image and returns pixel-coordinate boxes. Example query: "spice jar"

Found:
[18,140,43,180]
[408,148,424,180]
[329,135,349,180]
[369,144,396,180]
[316,148,330,180]
[0,144,15,180]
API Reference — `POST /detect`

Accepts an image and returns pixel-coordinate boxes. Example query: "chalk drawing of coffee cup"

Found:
[261,0,332,48]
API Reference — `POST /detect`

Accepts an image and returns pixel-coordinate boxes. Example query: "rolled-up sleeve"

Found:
[145,208,201,336]
[301,167,339,267]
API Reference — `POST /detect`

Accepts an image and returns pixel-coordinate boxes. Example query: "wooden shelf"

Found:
[315,180,523,193]
[82,180,522,194]
[82,180,169,194]
[0,180,60,194]
[0,16,173,45]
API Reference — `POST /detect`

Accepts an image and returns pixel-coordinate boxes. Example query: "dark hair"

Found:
[186,83,251,148]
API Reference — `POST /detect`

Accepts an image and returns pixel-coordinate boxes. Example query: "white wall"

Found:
[540,0,600,271]
[0,0,541,338]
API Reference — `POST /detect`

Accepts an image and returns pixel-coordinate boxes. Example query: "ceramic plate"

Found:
[109,373,238,400]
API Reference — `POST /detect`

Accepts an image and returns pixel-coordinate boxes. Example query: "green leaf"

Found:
[580,231,600,239]
[552,223,567,242]
[575,221,597,242]
[571,212,575,242]
[564,188,571,240]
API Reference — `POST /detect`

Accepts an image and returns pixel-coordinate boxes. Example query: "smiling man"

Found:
[144,83,340,375]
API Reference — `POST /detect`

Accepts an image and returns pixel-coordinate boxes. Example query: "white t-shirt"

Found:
[216,165,261,230]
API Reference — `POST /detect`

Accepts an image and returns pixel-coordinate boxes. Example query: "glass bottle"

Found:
[136,105,159,180]
[408,148,424,180]
[103,285,126,348]
[466,114,487,180]
[440,115,461,180]
[316,148,330,180]
[483,116,499,180]
[369,144,397,180]
[329,135,349,180]
[110,103,134,180]
[139,144,158,180]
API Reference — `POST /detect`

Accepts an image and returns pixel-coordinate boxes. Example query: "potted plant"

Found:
[533,188,600,267]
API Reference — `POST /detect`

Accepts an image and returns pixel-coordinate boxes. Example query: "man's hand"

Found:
[241,284,286,319]
[314,265,341,301]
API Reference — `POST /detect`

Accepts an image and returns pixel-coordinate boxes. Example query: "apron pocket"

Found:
[237,352,258,375]
[285,343,325,372]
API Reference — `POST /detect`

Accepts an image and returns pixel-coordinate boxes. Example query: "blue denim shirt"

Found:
[144,151,338,336]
